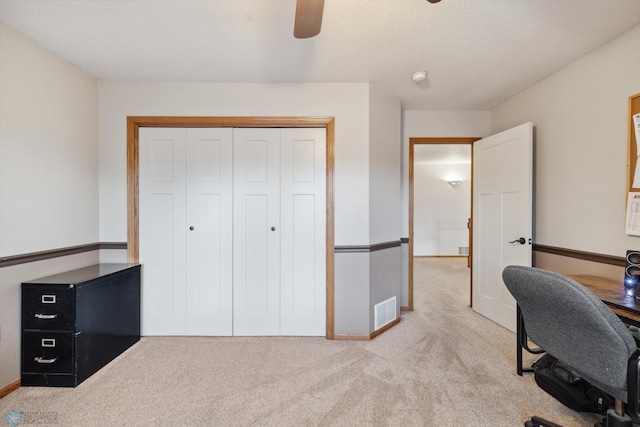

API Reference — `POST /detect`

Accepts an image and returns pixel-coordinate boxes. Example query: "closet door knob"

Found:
[189,226,195,231]
[271,227,276,231]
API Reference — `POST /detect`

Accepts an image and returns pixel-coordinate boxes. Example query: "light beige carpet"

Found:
[0,258,601,426]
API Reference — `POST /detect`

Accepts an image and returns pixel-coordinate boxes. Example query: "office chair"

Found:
[502,265,640,427]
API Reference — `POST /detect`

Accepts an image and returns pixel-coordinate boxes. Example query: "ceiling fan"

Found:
[294,0,441,39]
[294,0,324,39]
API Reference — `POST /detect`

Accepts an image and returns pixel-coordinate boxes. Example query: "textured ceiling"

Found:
[1,0,639,110]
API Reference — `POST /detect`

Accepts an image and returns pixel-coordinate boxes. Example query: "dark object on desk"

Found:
[625,250,640,297]
[21,263,141,387]
[503,265,640,427]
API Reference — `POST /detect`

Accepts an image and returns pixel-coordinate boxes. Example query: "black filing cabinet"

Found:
[21,263,141,387]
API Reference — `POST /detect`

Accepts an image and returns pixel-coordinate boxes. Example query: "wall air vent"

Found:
[374,296,397,331]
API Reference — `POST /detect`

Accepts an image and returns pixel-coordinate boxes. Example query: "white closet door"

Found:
[233,128,281,336]
[279,128,326,336]
[139,128,187,335]
[140,126,327,337]
[185,128,233,335]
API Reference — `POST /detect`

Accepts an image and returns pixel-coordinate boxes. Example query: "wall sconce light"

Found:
[448,180,462,187]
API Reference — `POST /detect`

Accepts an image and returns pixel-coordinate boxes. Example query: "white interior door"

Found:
[233,128,281,336]
[279,128,326,336]
[472,122,533,332]
[185,128,233,335]
[139,128,187,335]
[140,128,234,336]
[140,127,327,337]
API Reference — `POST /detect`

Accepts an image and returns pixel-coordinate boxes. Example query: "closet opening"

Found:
[126,116,336,338]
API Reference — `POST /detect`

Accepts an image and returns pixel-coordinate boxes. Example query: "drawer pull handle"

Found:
[34,313,58,320]
[41,338,56,348]
[34,356,57,364]
[41,295,56,304]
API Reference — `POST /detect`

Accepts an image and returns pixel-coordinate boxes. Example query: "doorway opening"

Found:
[409,137,479,309]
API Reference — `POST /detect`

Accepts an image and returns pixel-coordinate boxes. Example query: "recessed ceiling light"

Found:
[411,70,428,83]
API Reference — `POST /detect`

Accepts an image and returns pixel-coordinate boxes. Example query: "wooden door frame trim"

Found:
[126,116,336,339]
[408,137,479,310]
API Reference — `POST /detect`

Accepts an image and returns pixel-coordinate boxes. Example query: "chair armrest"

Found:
[627,349,640,422]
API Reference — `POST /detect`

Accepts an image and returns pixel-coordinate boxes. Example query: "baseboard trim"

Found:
[370,317,401,339]
[333,317,401,340]
[333,334,370,340]
[413,255,468,258]
[400,305,413,311]
[0,379,20,399]
[0,242,128,268]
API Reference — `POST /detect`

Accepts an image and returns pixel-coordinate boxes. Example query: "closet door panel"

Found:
[139,128,187,335]
[185,128,233,336]
[139,126,327,337]
[280,128,326,336]
[233,128,281,336]
[244,195,270,314]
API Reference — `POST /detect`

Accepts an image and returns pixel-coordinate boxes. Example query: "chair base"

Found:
[600,408,633,427]
[524,410,635,427]
[524,416,563,427]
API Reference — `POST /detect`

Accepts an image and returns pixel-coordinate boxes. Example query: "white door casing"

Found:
[472,122,533,332]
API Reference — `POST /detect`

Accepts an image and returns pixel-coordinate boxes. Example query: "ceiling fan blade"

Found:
[426,0,441,3]
[294,0,324,39]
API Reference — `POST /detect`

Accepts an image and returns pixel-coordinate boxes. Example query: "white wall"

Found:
[401,111,491,236]
[369,84,402,244]
[99,82,405,336]
[98,81,371,246]
[492,24,640,257]
[414,162,471,256]
[0,24,99,389]
[0,24,99,256]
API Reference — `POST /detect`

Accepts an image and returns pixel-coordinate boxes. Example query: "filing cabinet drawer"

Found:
[22,331,73,374]
[21,264,141,387]
[22,286,75,330]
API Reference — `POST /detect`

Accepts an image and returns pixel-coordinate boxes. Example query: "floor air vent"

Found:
[374,296,397,331]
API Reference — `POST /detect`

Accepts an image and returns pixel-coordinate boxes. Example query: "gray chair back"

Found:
[502,265,637,402]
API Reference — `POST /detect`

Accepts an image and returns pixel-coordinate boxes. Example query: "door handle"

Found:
[509,238,526,245]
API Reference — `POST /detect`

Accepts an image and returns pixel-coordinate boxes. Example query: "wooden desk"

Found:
[516,274,640,375]
[568,274,640,327]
